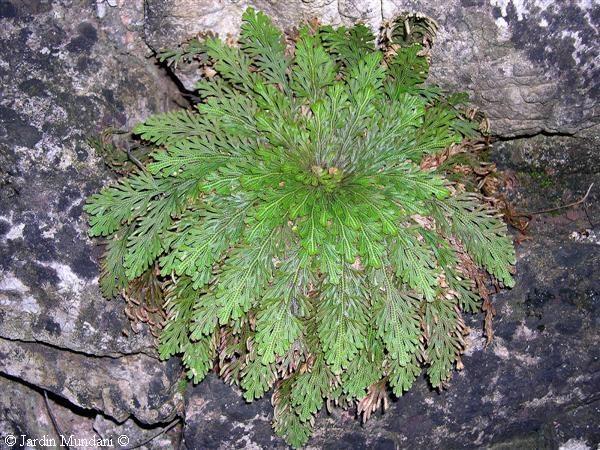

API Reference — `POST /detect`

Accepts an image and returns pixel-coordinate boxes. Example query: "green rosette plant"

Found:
[85,8,515,447]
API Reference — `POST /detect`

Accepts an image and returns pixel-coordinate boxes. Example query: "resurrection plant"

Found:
[86,8,516,447]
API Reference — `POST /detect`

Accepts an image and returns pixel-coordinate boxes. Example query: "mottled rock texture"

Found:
[0,0,598,449]
[0,0,183,445]
[143,0,599,137]
[0,375,180,450]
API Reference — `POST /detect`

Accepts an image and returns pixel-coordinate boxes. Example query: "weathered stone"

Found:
[0,0,183,434]
[1,0,598,448]
[493,134,599,218]
[142,0,599,138]
[181,375,281,449]
[494,134,600,176]
[0,339,181,424]
[0,375,59,448]
[93,414,182,450]
[0,374,180,449]
[0,0,179,358]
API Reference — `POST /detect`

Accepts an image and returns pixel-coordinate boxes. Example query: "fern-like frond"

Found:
[98,226,131,297]
[317,265,370,374]
[390,228,440,301]
[291,28,336,102]
[240,353,278,401]
[85,171,162,237]
[239,7,289,87]
[320,24,375,68]
[291,354,334,421]
[133,110,206,146]
[431,193,516,286]
[273,378,313,448]
[372,268,421,365]
[159,276,198,359]
[424,298,465,388]
[342,329,384,399]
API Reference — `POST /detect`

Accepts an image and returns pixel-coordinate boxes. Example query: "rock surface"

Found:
[0,0,598,449]
[0,375,180,450]
[0,0,183,445]
[0,339,180,424]
[143,0,599,137]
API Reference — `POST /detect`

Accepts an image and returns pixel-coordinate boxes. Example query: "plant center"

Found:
[308,165,344,192]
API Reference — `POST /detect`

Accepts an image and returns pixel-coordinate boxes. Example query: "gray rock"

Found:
[0,0,182,434]
[493,134,599,218]
[181,375,281,449]
[494,134,600,176]
[0,339,181,424]
[0,0,179,358]
[397,0,599,138]
[142,0,599,138]
[0,374,181,450]
[0,375,58,449]
[93,414,182,450]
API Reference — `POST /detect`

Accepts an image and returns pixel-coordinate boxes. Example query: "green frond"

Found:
[123,191,178,279]
[388,353,422,397]
[146,140,229,179]
[291,354,333,421]
[291,28,336,101]
[160,196,250,289]
[342,329,384,399]
[320,24,375,68]
[431,193,516,286]
[213,229,276,325]
[386,44,431,92]
[133,110,206,146]
[317,266,370,374]
[372,269,421,364]
[239,7,289,87]
[424,298,465,388]
[447,269,482,313]
[85,171,162,237]
[390,229,440,301]
[182,336,215,383]
[189,295,220,339]
[273,378,313,448]
[204,36,258,92]
[240,354,277,401]
[123,178,199,279]
[159,279,196,359]
[98,226,131,297]
[197,93,258,137]
[255,256,308,364]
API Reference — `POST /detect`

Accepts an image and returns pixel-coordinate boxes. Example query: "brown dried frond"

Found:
[123,264,167,339]
[220,356,246,385]
[276,343,306,378]
[357,379,389,423]
[420,137,490,172]
[451,238,496,344]
[307,17,321,33]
